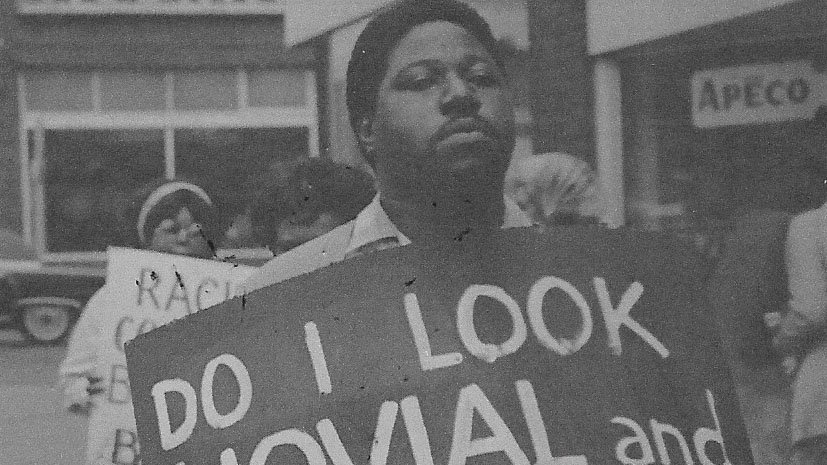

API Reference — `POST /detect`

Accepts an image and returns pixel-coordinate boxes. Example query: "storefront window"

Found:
[25,72,94,111]
[173,71,238,110]
[21,68,318,257]
[100,72,166,111]
[622,55,827,263]
[43,130,164,252]
[247,70,307,107]
[175,127,309,246]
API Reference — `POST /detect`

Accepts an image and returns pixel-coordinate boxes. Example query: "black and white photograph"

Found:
[0,0,823,464]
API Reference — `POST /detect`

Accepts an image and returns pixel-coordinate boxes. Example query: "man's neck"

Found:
[380,193,504,244]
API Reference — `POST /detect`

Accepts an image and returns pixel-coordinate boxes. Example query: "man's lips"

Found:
[434,118,498,145]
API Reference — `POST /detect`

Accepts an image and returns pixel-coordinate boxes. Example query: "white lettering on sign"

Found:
[405,293,464,371]
[370,401,399,465]
[149,364,733,465]
[313,397,437,465]
[515,380,589,465]
[400,396,437,465]
[448,383,530,465]
[249,429,327,465]
[593,278,668,358]
[407,276,667,368]
[304,322,333,395]
[691,61,826,127]
[457,285,527,363]
[152,353,252,451]
[220,448,240,465]
[527,277,593,356]
[152,378,198,451]
[611,390,731,465]
[17,0,282,15]
[201,354,252,430]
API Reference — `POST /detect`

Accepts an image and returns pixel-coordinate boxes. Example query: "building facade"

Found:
[4,0,824,266]
[534,0,827,258]
[0,0,323,261]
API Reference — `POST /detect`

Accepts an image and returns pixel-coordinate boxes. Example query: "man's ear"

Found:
[356,116,377,167]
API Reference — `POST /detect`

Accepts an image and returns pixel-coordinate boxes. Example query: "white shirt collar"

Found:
[345,194,533,256]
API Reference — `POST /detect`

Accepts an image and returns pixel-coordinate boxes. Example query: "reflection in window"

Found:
[43,130,165,252]
[175,128,309,248]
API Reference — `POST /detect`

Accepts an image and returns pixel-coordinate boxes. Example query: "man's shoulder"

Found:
[788,207,824,235]
[241,221,356,293]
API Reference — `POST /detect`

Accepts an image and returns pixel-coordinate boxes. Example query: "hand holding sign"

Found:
[127,228,753,465]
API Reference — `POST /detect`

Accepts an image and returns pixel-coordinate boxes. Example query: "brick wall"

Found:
[527,0,594,163]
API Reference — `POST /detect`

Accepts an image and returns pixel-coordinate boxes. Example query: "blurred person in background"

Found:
[708,159,827,465]
[250,158,376,255]
[58,179,219,465]
[250,153,594,257]
[505,152,599,227]
[772,195,827,465]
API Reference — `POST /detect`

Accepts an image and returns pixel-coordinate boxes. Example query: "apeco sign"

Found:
[17,0,282,15]
[691,61,824,128]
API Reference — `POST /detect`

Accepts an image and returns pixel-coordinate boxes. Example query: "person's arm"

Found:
[58,291,105,413]
[773,214,827,357]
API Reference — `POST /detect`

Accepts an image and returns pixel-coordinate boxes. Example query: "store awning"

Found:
[283,0,400,46]
[587,0,803,55]
[603,0,827,58]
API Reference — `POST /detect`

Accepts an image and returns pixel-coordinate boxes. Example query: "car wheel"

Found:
[21,304,72,343]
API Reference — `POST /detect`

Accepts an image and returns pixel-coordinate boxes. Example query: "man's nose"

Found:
[439,73,480,116]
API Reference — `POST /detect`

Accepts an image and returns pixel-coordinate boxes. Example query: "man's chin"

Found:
[446,156,507,184]
[434,165,507,207]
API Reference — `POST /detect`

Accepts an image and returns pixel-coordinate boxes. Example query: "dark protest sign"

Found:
[127,227,753,464]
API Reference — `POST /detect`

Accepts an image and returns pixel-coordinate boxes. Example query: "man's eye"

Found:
[395,69,438,91]
[467,67,500,87]
[466,62,502,87]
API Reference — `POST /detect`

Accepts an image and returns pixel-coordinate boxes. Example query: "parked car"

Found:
[0,230,104,343]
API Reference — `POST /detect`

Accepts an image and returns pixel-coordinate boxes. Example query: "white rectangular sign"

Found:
[17,0,282,15]
[691,61,824,128]
[64,247,255,465]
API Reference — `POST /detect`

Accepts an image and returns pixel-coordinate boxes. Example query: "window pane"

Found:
[173,71,237,110]
[43,130,165,252]
[175,128,309,247]
[26,72,93,111]
[100,72,165,111]
[248,70,307,107]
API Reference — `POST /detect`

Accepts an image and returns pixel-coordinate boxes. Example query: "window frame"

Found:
[18,68,319,262]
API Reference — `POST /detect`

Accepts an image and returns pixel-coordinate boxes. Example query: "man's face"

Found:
[363,21,515,208]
